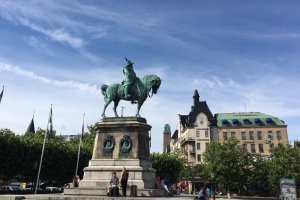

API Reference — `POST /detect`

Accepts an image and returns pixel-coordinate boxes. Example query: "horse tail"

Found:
[101,84,108,96]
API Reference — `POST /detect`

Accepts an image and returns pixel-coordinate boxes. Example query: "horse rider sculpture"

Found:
[122,58,137,98]
[101,58,161,118]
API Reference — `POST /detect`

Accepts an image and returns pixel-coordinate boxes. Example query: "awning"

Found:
[232,119,238,123]
[222,119,228,124]
[265,118,272,123]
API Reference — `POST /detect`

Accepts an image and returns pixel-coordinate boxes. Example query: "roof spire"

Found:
[193,89,200,106]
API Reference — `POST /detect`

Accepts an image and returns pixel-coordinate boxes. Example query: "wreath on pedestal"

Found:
[103,135,115,153]
[119,135,132,153]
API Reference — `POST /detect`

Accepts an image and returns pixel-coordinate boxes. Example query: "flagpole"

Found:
[75,113,85,176]
[35,104,52,194]
[0,85,4,104]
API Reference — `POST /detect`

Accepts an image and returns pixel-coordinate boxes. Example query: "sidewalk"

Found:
[0,194,299,200]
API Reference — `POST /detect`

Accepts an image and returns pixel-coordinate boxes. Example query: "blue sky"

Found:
[0,1,300,152]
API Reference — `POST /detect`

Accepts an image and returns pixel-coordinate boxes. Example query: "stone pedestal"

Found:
[64,117,165,197]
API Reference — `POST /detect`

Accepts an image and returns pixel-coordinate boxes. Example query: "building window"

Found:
[259,144,264,153]
[232,119,238,125]
[206,142,209,150]
[276,131,282,140]
[268,131,273,140]
[223,132,228,140]
[231,132,236,139]
[197,143,200,150]
[257,131,262,140]
[251,144,256,153]
[205,130,209,137]
[242,144,247,152]
[197,154,201,162]
[196,129,200,137]
[249,131,254,140]
[241,132,246,140]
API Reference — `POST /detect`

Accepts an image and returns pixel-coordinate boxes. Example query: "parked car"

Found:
[0,186,20,191]
[46,187,61,192]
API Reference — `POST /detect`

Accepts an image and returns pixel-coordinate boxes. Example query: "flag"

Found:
[25,117,35,134]
[47,105,53,140]
[0,86,4,104]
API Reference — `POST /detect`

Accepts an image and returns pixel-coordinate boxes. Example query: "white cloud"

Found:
[26,36,54,56]
[18,17,84,49]
[0,8,99,62]
[0,63,98,93]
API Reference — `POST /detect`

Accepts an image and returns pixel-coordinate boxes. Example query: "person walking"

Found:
[121,166,129,197]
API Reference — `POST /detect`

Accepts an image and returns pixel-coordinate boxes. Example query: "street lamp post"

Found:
[210,173,216,200]
[264,132,273,159]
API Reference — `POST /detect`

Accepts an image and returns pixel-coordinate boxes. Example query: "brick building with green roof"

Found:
[215,112,288,156]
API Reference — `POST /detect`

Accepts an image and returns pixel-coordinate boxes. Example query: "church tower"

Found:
[163,124,171,153]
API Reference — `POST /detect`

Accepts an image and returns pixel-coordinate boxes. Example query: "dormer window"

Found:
[243,119,251,125]
[232,119,238,125]
[222,119,228,125]
[265,118,272,123]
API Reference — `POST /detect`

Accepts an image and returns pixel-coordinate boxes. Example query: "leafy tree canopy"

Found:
[150,152,185,184]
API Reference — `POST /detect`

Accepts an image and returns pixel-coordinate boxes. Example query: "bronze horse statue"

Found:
[101,74,161,118]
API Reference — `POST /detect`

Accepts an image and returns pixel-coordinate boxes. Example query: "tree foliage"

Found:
[267,144,300,189]
[203,138,300,197]
[0,128,94,186]
[150,152,185,183]
[204,138,252,196]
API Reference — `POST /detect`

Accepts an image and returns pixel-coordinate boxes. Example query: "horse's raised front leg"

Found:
[136,100,144,118]
[101,98,112,118]
[113,99,120,117]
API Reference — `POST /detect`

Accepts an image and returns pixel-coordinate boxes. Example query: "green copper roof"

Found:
[215,112,286,127]
[164,124,171,133]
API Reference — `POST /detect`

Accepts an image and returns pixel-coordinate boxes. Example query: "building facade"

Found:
[170,90,289,164]
[216,112,288,157]
[170,90,217,163]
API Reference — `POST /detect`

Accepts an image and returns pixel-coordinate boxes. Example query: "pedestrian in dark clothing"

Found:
[195,186,206,200]
[121,166,129,197]
[110,171,119,197]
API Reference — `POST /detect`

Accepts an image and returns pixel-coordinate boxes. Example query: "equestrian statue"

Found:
[101,58,161,118]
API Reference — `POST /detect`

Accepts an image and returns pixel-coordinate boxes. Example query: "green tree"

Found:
[268,144,300,190]
[0,128,93,186]
[150,153,185,184]
[180,163,207,181]
[204,138,251,198]
[0,129,24,180]
[245,155,270,195]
